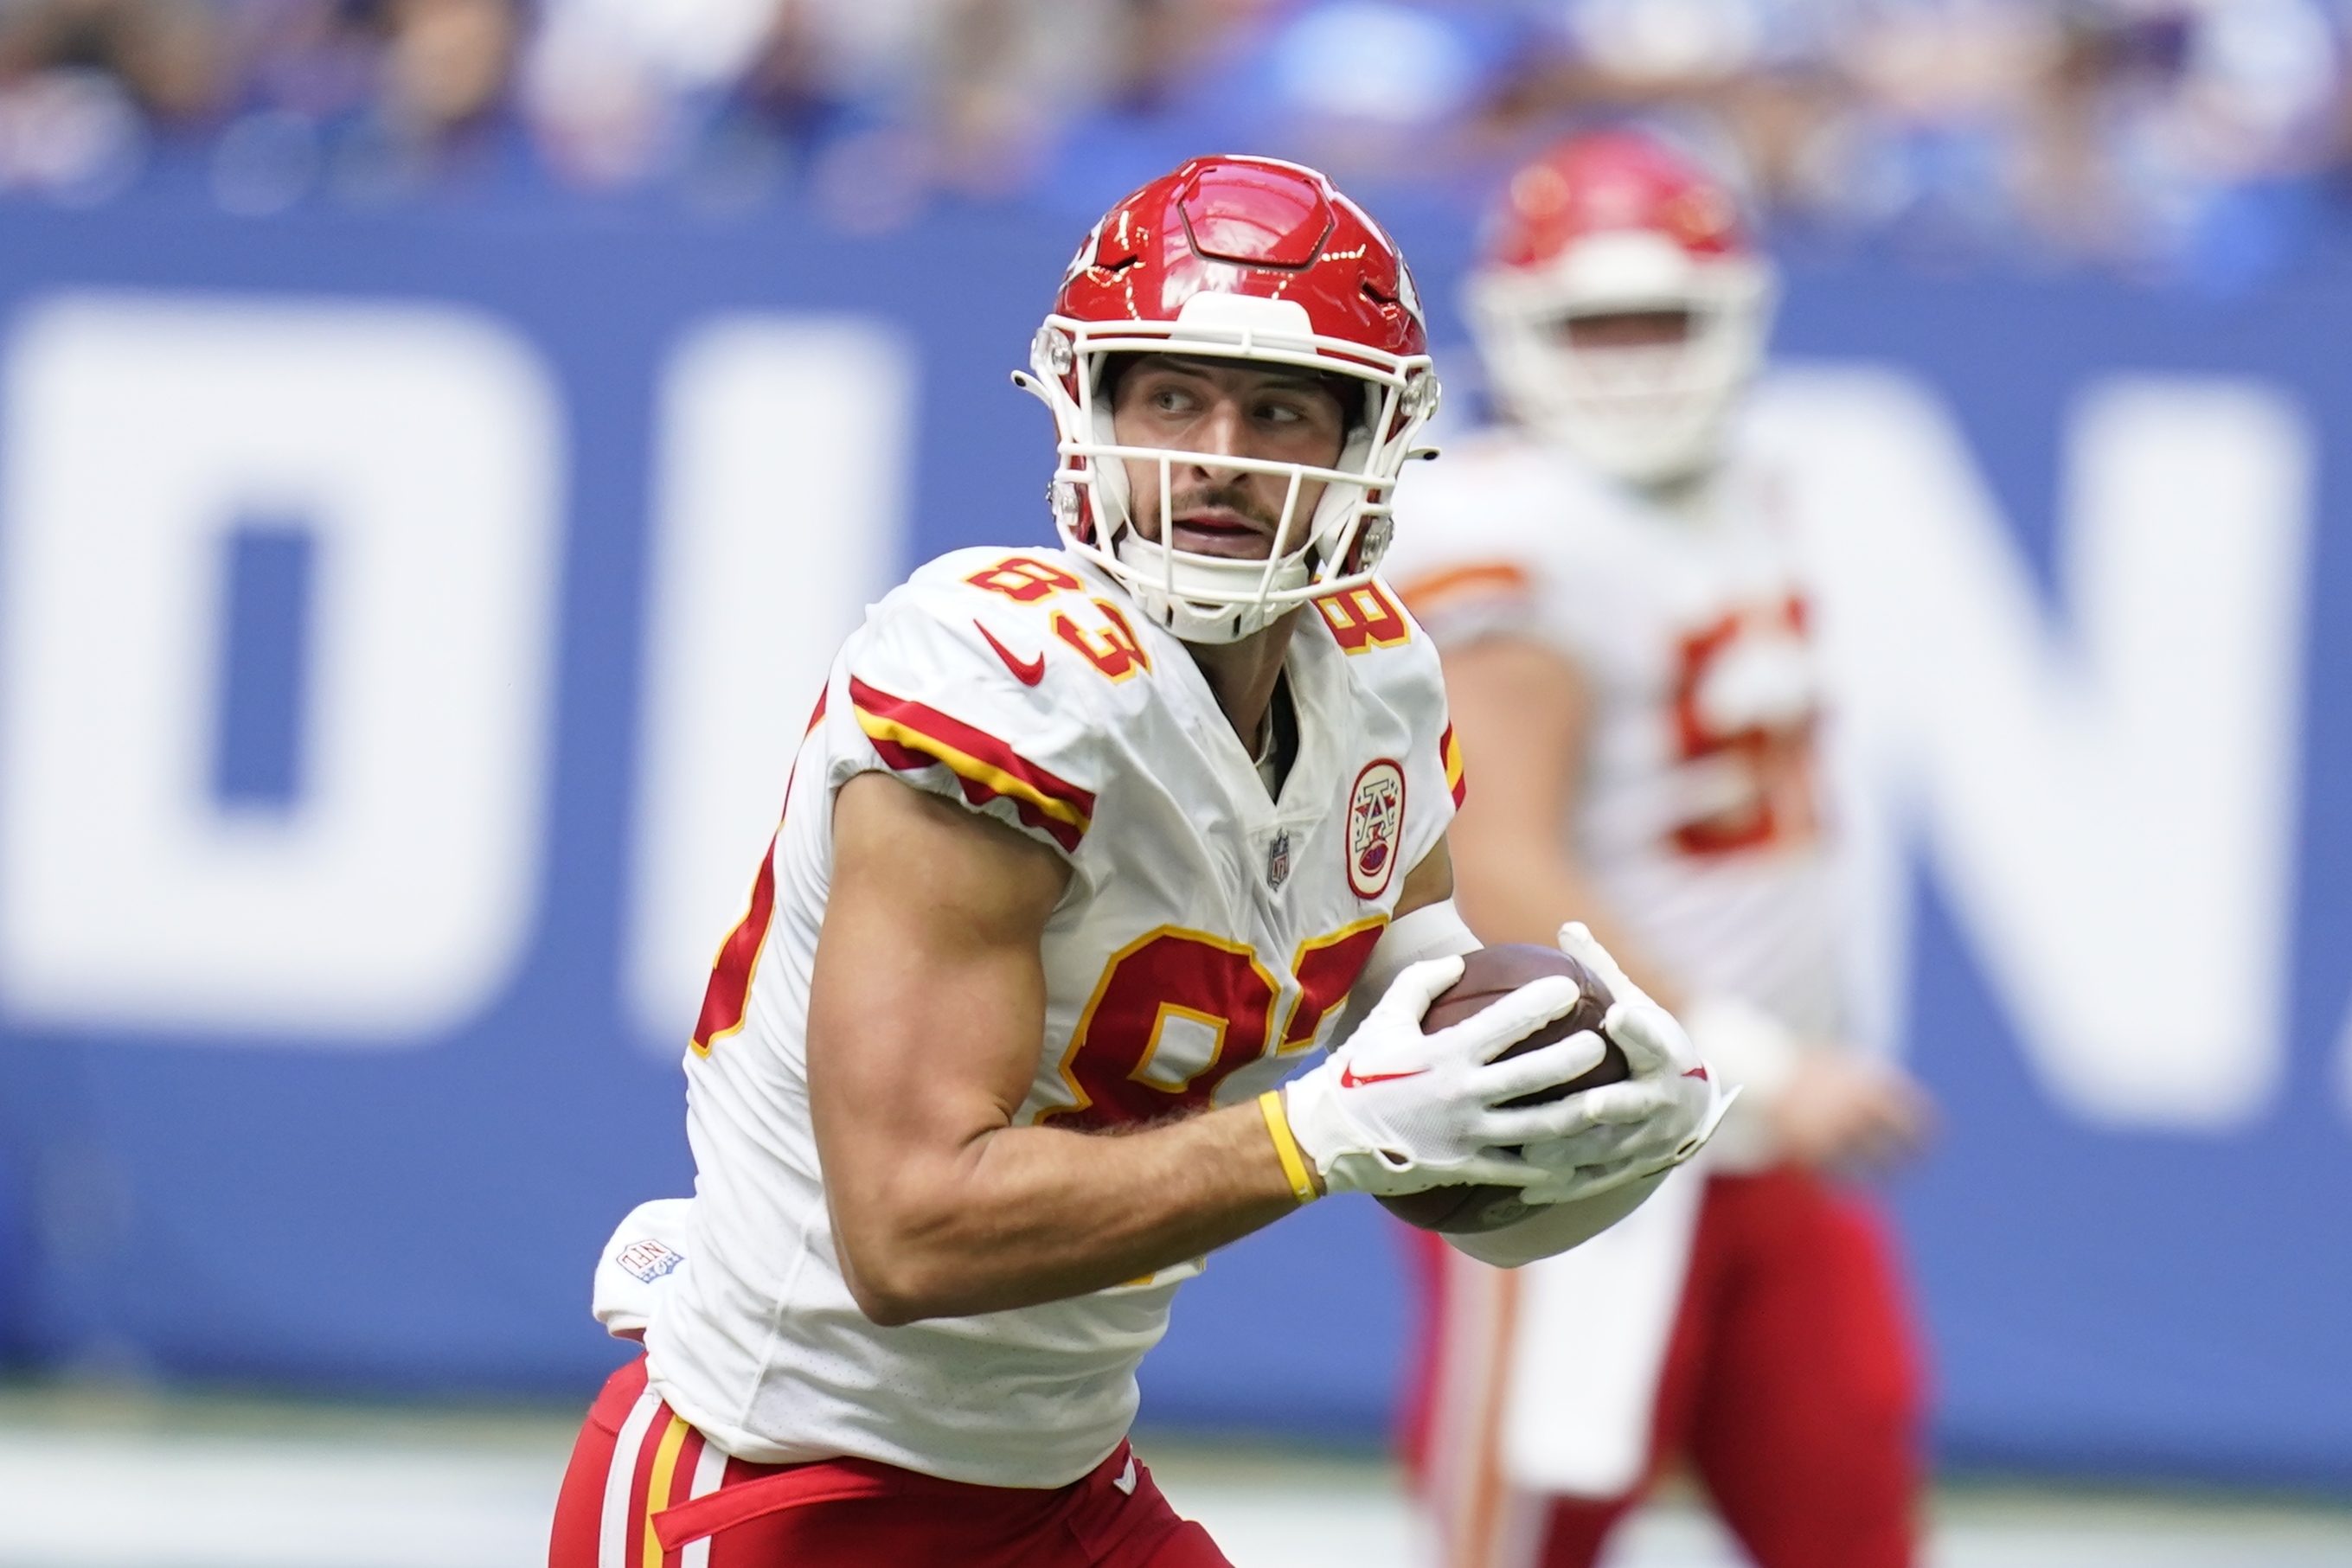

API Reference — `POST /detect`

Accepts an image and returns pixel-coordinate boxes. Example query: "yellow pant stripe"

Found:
[643,1414,691,1568]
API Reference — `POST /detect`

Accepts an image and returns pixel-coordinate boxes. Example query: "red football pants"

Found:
[1404,1168,1925,1568]
[548,1358,1232,1568]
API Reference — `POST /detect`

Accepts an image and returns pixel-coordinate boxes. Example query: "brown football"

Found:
[1375,944,1625,1234]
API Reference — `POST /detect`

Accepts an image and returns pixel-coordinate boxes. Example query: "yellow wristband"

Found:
[1259,1091,1320,1206]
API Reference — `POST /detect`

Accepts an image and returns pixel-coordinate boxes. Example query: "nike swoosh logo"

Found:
[975,621,1046,686]
[1683,1066,1710,1080]
[1340,1066,1429,1089]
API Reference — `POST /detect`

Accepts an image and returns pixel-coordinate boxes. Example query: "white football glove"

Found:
[1283,955,1614,1196]
[1513,923,1734,1206]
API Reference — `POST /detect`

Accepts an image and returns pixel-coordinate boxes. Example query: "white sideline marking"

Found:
[0,1425,561,1566]
[0,1420,2344,1568]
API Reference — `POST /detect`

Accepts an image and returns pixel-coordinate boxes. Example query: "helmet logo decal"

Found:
[1510,163,1570,218]
[1064,220,1105,287]
[1666,187,1734,248]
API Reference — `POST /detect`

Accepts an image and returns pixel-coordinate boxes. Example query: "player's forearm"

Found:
[1439,637,1686,1008]
[1452,842,1686,1013]
[830,1100,1302,1325]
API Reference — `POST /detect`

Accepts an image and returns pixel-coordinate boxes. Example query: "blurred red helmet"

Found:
[1466,130,1774,485]
[1487,129,1753,271]
[1018,156,1441,644]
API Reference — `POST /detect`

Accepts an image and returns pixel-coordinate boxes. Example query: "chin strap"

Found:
[1110,528,1312,644]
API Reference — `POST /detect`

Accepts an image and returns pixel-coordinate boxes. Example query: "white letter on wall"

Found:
[0,293,563,1040]
[1753,368,2310,1130]
[627,317,913,1053]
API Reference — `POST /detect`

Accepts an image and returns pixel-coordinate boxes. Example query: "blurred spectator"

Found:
[1452,0,2346,285]
[523,0,775,189]
[0,0,231,121]
[0,0,2332,289]
[383,0,513,132]
[207,0,522,211]
[336,0,523,197]
[209,0,373,212]
[0,0,229,200]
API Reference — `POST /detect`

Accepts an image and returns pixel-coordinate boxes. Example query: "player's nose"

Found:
[1180,397,1250,477]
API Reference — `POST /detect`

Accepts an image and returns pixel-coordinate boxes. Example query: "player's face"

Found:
[1554,309,1693,349]
[1110,356,1350,562]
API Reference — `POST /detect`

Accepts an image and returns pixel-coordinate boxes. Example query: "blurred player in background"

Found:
[1385,130,1934,1568]
[546,155,1727,1568]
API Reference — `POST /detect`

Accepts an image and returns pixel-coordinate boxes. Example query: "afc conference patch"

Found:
[1347,759,1405,900]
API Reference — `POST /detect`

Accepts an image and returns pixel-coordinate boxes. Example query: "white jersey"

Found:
[1388,426,1843,1510]
[640,547,1459,1488]
[1384,426,1837,1038]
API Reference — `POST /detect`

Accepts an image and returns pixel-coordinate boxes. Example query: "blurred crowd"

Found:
[0,0,2346,285]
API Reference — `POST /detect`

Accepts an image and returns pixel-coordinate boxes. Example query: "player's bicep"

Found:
[810,773,1071,1174]
[1439,636,1592,898]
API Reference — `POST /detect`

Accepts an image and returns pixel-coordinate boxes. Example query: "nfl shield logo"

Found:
[1266,830,1292,892]
[615,1238,682,1284]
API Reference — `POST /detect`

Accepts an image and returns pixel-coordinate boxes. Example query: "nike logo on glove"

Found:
[1683,1066,1710,1080]
[975,621,1046,686]
[1340,1066,1430,1089]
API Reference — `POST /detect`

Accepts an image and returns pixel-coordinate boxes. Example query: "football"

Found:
[1375,944,1626,1234]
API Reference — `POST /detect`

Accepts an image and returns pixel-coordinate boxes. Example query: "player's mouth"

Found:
[1169,507,1276,560]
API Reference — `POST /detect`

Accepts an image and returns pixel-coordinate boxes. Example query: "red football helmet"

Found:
[1465,130,1774,484]
[1017,156,1441,644]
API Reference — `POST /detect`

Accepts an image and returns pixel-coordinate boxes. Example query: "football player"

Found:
[1383,131,1933,1568]
[546,156,1727,1568]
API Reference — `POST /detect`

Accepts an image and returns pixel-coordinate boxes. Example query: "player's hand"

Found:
[1283,956,1616,1197]
[1511,923,1731,1204]
[1769,1054,1932,1176]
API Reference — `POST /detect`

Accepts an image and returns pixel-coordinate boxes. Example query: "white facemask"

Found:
[1467,230,1775,487]
[1016,291,1439,644]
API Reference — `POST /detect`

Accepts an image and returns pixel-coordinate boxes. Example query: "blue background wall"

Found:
[0,198,2340,1488]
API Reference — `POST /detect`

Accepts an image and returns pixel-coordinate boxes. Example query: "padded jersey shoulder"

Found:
[1297,576,1464,880]
[1303,574,1450,708]
[880,546,1162,718]
[1383,429,1640,663]
[1391,428,1635,575]
[837,547,1164,858]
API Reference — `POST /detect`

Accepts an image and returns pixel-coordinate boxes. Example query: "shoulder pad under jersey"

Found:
[836,547,1160,856]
